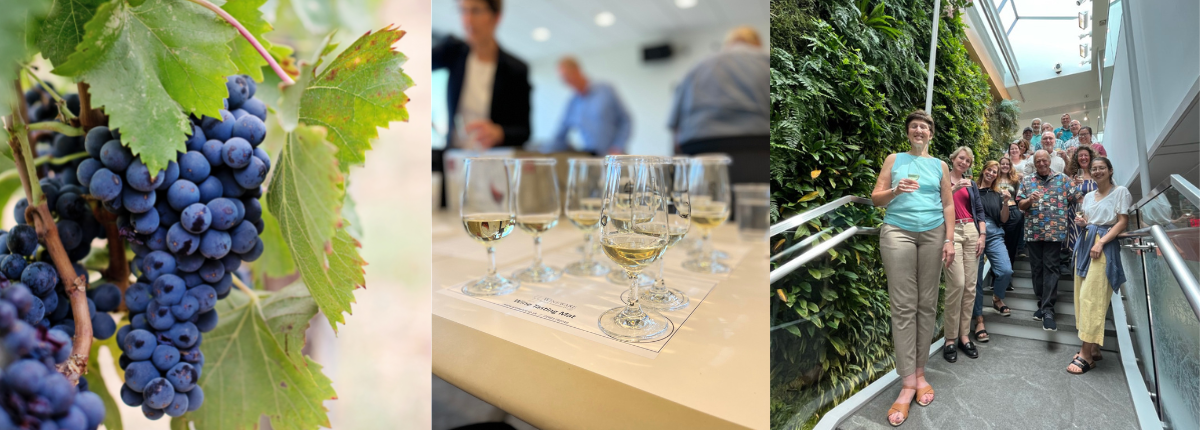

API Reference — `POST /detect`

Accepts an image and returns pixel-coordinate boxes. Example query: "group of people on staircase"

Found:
[870,110,1132,426]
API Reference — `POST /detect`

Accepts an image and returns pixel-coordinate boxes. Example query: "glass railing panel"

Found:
[1119,245,1156,394]
[1144,241,1200,430]
[770,201,883,429]
[1137,186,1200,232]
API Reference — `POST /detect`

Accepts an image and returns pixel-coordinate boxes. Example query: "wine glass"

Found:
[625,156,691,311]
[564,158,610,276]
[511,158,562,283]
[682,155,732,274]
[597,155,673,342]
[460,158,518,296]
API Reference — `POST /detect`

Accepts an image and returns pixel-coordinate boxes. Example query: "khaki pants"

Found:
[1074,253,1114,345]
[943,222,980,342]
[880,223,945,377]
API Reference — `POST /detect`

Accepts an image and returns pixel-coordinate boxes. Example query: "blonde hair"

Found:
[948,146,974,164]
[725,26,761,47]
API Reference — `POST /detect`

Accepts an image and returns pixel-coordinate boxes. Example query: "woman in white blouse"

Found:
[1066,157,1131,375]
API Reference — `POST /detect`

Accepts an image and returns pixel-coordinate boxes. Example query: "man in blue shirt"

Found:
[1054,113,1074,142]
[546,57,631,155]
[669,26,769,183]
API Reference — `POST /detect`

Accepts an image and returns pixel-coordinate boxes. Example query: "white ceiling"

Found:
[431,0,769,62]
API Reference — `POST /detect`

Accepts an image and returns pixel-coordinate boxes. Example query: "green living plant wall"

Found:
[0,0,411,429]
[769,0,992,428]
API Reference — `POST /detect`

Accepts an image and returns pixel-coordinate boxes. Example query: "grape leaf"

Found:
[0,0,50,114]
[297,25,413,172]
[257,205,296,277]
[37,0,106,66]
[189,287,334,430]
[85,331,123,430]
[266,125,365,331]
[215,0,277,82]
[52,0,239,172]
[261,282,320,360]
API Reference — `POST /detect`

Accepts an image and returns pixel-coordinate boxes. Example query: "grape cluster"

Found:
[87,75,270,419]
[0,243,105,428]
[22,83,84,181]
[0,223,119,342]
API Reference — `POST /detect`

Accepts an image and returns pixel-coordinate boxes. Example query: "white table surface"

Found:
[432,212,769,429]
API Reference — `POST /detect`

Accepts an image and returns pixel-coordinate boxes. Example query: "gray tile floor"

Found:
[839,335,1138,430]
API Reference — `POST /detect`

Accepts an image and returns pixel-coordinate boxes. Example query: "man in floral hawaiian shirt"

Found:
[1018,150,1084,332]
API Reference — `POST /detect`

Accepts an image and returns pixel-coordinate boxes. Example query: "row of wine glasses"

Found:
[458,155,732,342]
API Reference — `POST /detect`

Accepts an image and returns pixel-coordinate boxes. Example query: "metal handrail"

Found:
[770,227,859,284]
[1171,174,1200,209]
[770,196,874,237]
[1149,224,1200,320]
[770,226,836,262]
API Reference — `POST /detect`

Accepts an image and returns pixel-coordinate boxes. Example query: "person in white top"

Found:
[1024,131,1065,175]
[1066,156,1130,375]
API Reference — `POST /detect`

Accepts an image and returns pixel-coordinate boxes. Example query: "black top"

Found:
[978,187,1005,226]
[432,35,531,149]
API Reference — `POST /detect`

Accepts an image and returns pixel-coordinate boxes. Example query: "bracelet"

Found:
[944,239,951,244]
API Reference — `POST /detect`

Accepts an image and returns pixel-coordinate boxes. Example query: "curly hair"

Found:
[1067,145,1096,177]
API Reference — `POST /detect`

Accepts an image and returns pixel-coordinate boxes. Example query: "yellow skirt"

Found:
[1073,253,1114,345]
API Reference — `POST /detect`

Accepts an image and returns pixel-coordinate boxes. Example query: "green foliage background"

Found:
[769,0,994,428]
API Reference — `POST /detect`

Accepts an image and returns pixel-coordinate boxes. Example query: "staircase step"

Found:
[981,308,1115,338]
[1010,276,1075,292]
[982,287,1074,315]
[1010,268,1072,280]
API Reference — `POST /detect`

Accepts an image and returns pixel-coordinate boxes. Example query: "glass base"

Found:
[565,260,610,277]
[597,306,673,342]
[462,274,520,296]
[607,269,654,287]
[623,286,690,311]
[513,263,562,283]
[682,258,730,274]
[688,248,730,260]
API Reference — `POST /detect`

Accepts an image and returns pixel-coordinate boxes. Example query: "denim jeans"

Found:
[974,223,1014,317]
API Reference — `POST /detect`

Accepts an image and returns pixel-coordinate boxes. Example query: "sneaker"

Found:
[1006,285,1015,292]
[1043,315,1058,331]
[1033,309,1044,321]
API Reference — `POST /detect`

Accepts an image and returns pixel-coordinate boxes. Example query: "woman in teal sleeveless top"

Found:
[870,110,957,427]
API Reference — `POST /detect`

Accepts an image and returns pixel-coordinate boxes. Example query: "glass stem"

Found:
[702,229,714,266]
[651,255,667,294]
[582,231,593,264]
[486,246,497,278]
[626,271,644,316]
[533,234,543,267]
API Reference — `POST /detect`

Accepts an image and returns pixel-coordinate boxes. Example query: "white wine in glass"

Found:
[682,155,732,274]
[564,159,610,277]
[597,155,673,342]
[627,156,691,311]
[460,158,519,296]
[511,158,563,283]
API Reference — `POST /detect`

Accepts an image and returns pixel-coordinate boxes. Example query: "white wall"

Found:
[1098,0,1199,189]
[525,24,769,156]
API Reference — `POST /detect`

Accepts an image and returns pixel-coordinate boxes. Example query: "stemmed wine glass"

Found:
[597,155,673,342]
[564,158,610,276]
[460,158,518,296]
[511,158,562,283]
[625,157,691,311]
[682,155,732,274]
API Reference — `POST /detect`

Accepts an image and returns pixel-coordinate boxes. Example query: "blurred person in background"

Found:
[432,0,531,206]
[1021,126,1034,145]
[544,57,631,155]
[669,25,769,184]
[1058,120,1081,152]
[1055,113,1073,142]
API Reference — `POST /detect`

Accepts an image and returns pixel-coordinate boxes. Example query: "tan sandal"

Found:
[887,386,917,426]
[916,385,935,406]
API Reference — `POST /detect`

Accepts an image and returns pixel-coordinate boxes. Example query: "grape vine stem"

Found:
[6,79,92,385]
[186,0,296,86]
[27,121,83,136]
